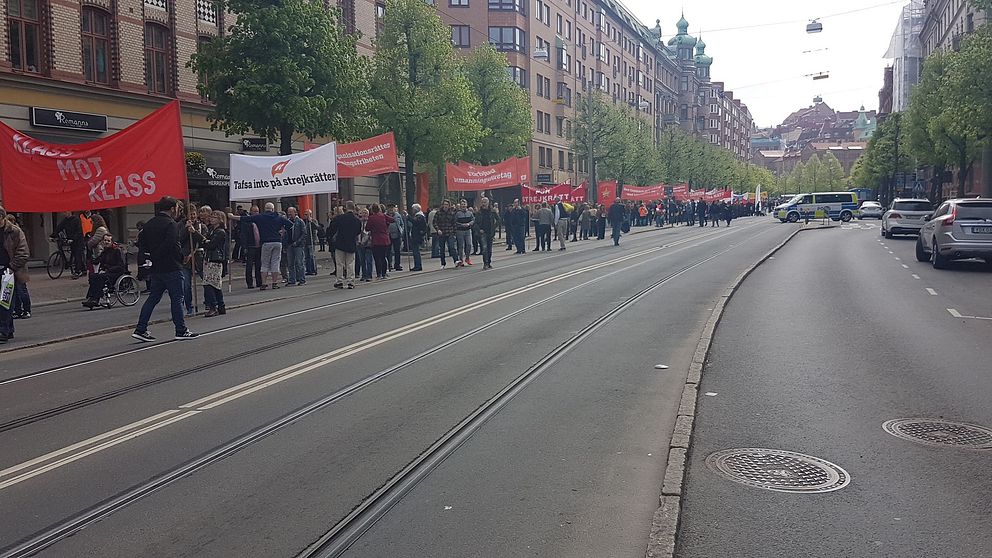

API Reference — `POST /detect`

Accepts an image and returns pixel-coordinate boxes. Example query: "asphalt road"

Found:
[677,221,992,558]
[0,217,792,558]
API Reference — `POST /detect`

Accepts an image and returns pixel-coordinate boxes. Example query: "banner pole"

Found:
[190,232,199,315]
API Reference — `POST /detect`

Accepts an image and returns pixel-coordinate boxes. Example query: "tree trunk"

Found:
[403,145,415,211]
[958,152,968,198]
[931,166,944,203]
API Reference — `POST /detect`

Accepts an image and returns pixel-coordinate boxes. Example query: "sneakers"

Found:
[441,264,447,270]
[346,283,355,289]
[455,261,464,268]
[174,329,199,340]
[218,307,226,315]
[334,282,344,289]
[132,330,156,342]
[204,308,219,318]
[13,311,31,319]
[465,258,473,266]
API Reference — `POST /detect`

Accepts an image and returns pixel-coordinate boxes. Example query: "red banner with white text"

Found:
[671,183,689,201]
[521,184,586,204]
[0,101,188,212]
[446,156,530,192]
[336,132,400,178]
[621,183,668,202]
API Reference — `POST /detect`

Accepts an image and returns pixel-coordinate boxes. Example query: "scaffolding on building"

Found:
[884,0,924,113]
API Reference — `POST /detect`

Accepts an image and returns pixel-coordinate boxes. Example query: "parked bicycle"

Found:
[46,235,82,280]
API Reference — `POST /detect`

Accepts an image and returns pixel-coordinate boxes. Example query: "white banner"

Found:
[229,142,338,201]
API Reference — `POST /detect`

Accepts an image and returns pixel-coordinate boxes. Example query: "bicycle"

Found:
[47,236,82,280]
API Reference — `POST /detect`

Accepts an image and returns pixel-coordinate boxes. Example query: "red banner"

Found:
[446,156,530,192]
[521,184,586,204]
[0,101,187,212]
[621,183,667,201]
[596,180,618,206]
[671,183,689,201]
[337,132,400,178]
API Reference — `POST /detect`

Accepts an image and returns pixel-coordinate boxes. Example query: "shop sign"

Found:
[30,107,108,133]
[241,137,268,152]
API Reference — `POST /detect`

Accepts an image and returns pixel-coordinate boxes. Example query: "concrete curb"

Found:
[643,226,803,558]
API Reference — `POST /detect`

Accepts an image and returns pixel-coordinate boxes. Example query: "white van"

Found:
[775,192,859,223]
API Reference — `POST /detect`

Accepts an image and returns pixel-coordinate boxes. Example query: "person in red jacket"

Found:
[365,203,394,280]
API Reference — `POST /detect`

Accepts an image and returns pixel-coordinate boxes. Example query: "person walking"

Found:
[356,208,373,281]
[228,202,293,291]
[433,199,458,269]
[281,207,307,286]
[387,204,405,272]
[476,197,496,270]
[0,206,29,343]
[553,199,569,251]
[725,203,734,227]
[329,201,362,289]
[408,204,427,272]
[696,200,707,227]
[536,202,553,251]
[454,199,474,266]
[366,203,394,279]
[596,204,607,239]
[132,196,198,341]
[190,210,229,317]
[502,203,514,250]
[608,197,625,246]
[579,204,592,240]
[5,214,31,320]
[303,209,318,276]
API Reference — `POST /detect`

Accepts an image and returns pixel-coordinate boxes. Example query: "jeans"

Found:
[11,282,30,314]
[438,235,458,265]
[431,233,441,258]
[180,267,193,313]
[203,285,225,309]
[356,246,373,279]
[391,237,403,269]
[0,304,11,336]
[455,230,472,262]
[479,234,492,266]
[512,227,526,253]
[411,239,423,270]
[136,270,187,335]
[335,249,356,283]
[245,247,262,288]
[287,246,305,283]
[611,222,622,244]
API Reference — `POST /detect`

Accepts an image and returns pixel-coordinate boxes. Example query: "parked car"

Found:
[859,201,883,220]
[915,198,992,268]
[882,199,933,238]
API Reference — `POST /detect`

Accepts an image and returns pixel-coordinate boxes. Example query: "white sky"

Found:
[621,0,907,127]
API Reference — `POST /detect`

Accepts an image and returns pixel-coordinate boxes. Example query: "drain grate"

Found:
[882,418,992,449]
[705,448,850,493]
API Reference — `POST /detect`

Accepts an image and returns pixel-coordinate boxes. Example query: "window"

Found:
[451,25,470,47]
[506,66,527,87]
[536,110,544,132]
[556,48,570,72]
[558,150,565,170]
[567,152,574,171]
[196,0,217,24]
[536,73,544,96]
[710,104,719,114]
[375,3,385,37]
[680,104,688,120]
[680,76,688,92]
[81,7,110,84]
[144,23,171,94]
[565,119,571,138]
[338,0,356,34]
[543,112,551,133]
[535,0,549,25]
[556,116,564,136]
[450,0,469,5]
[556,82,571,105]
[489,0,524,12]
[489,26,525,53]
[565,20,571,40]
[7,0,43,72]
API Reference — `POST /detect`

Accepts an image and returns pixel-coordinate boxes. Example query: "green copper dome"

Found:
[668,15,697,48]
[694,37,712,65]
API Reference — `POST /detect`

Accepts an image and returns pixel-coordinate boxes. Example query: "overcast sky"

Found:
[621,0,908,127]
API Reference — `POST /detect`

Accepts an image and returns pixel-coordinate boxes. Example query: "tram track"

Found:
[0,229,760,558]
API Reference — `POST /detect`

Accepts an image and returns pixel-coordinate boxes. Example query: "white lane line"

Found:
[946,308,992,321]
[926,288,938,296]
[887,251,894,254]
[912,274,921,280]
[901,264,910,269]
[894,257,901,261]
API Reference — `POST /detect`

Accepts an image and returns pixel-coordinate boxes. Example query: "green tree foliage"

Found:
[462,46,531,165]
[598,106,658,187]
[851,113,912,203]
[372,0,482,206]
[573,91,625,197]
[190,0,372,155]
[821,152,846,190]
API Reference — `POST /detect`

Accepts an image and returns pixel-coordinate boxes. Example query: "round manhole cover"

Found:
[882,418,992,449]
[705,448,851,493]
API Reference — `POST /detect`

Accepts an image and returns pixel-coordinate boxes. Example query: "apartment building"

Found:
[0,0,382,259]
[920,0,987,57]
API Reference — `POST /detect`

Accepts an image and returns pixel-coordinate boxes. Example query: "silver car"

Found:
[915,199,992,268]
[859,201,883,219]
[882,198,933,238]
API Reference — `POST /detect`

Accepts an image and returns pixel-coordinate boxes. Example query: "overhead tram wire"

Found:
[693,0,906,35]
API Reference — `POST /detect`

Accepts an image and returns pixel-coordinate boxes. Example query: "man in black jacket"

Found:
[328,201,362,289]
[132,196,198,341]
[408,203,427,272]
[52,211,85,277]
[608,198,625,246]
[508,199,529,254]
[476,197,496,269]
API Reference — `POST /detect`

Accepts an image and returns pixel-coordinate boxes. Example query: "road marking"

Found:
[0,225,766,490]
[901,264,910,269]
[887,251,894,254]
[947,308,992,321]
[912,274,921,280]
[926,288,938,296]
[894,257,901,261]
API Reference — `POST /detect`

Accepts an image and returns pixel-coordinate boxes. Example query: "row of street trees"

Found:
[191,0,531,206]
[853,12,992,203]
[191,0,763,207]
[779,153,846,194]
[574,92,776,195]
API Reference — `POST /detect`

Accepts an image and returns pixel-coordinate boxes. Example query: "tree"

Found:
[598,106,657,187]
[906,50,957,200]
[372,0,482,207]
[786,160,805,193]
[821,152,846,190]
[573,91,625,199]
[462,46,532,165]
[943,25,992,196]
[855,113,913,204]
[190,0,372,156]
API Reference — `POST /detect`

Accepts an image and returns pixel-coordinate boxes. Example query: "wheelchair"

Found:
[95,273,141,309]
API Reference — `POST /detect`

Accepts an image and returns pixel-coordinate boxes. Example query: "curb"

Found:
[644,226,802,558]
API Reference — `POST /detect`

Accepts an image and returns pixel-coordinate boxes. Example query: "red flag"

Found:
[446,156,530,192]
[597,180,618,206]
[521,184,586,204]
[0,101,187,212]
[336,131,400,178]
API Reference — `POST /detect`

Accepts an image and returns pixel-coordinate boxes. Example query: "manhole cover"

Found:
[882,418,992,449]
[705,448,850,493]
